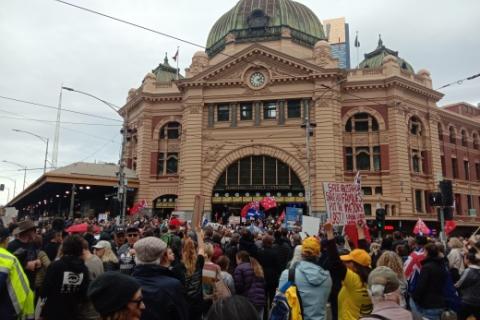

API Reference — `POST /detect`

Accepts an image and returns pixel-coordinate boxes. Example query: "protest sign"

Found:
[285,207,302,231]
[192,195,205,231]
[302,215,320,237]
[323,182,365,226]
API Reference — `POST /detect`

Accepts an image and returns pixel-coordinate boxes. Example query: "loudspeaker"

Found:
[439,180,454,207]
[428,192,443,207]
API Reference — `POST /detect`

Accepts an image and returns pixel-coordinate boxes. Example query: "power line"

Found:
[0,95,122,122]
[79,133,120,162]
[0,111,121,126]
[436,73,480,90]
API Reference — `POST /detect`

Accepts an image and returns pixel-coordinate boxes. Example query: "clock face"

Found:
[249,71,266,88]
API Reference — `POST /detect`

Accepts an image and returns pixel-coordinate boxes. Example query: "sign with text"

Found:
[285,207,302,231]
[323,182,365,226]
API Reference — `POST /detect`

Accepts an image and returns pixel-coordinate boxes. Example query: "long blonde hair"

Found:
[376,251,404,280]
[182,238,197,277]
[100,247,119,264]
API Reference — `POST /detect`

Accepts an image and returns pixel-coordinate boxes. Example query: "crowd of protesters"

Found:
[0,213,480,320]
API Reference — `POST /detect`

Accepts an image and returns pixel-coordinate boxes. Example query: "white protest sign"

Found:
[323,182,365,226]
[302,215,321,237]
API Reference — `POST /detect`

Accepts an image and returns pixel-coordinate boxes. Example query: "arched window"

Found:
[356,147,371,170]
[345,112,379,133]
[438,123,443,141]
[449,127,456,144]
[159,122,181,139]
[473,133,479,150]
[409,116,423,136]
[157,152,179,175]
[461,130,468,147]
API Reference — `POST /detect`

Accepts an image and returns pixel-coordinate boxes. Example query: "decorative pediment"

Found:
[178,44,340,89]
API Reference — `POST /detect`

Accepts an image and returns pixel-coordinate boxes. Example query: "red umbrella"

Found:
[66,223,101,234]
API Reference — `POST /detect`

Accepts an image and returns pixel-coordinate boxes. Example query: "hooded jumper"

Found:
[279,260,332,320]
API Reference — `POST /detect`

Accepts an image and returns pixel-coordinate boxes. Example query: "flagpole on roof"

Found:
[354,31,360,68]
[173,46,180,80]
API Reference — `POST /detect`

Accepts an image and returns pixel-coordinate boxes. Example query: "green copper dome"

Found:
[359,37,414,73]
[206,0,326,57]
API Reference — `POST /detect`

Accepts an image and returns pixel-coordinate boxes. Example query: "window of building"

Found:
[375,187,383,195]
[409,116,422,135]
[438,123,443,141]
[345,113,379,133]
[464,160,470,180]
[449,127,456,144]
[412,149,421,173]
[240,103,253,120]
[461,130,468,147]
[441,156,446,177]
[473,133,479,150]
[166,153,178,174]
[217,105,230,121]
[287,100,301,118]
[160,122,181,139]
[415,190,423,213]
[263,101,277,119]
[476,162,480,181]
[356,147,371,170]
[364,203,372,216]
[467,194,473,210]
[373,146,381,171]
[345,147,353,171]
[455,193,462,215]
[362,187,372,195]
[157,153,178,175]
[452,158,458,179]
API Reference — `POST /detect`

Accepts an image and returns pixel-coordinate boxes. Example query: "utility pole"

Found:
[69,184,76,219]
[52,85,63,169]
[303,99,313,216]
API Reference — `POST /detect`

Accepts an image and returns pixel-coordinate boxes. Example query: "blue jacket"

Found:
[132,264,188,320]
[279,260,332,320]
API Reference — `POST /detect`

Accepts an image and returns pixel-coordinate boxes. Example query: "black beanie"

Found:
[88,272,140,316]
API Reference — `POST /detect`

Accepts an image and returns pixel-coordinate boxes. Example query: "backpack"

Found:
[160,233,173,246]
[269,262,304,320]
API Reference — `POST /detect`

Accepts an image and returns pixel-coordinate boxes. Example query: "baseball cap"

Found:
[368,266,400,296]
[93,240,112,250]
[302,237,321,256]
[340,249,371,267]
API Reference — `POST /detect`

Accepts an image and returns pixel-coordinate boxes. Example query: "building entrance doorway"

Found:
[211,155,305,222]
[152,194,177,218]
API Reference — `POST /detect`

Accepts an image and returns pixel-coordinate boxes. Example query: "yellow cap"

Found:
[302,236,321,256]
[340,249,371,267]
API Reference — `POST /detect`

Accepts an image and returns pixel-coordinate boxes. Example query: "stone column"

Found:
[311,84,344,216]
[387,103,414,215]
[176,101,204,220]
[278,100,286,125]
[230,103,237,128]
[135,114,153,204]
[254,102,261,127]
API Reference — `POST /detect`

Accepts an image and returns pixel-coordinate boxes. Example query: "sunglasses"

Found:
[127,234,139,238]
[130,297,143,308]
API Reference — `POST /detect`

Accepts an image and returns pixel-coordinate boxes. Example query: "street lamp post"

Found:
[0,176,16,198]
[2,160,27,191]
[62,86,128,224]
[12,129,50,173]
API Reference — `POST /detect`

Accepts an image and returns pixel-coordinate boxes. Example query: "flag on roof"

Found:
[172,47,179,62]
[354,32,360,48]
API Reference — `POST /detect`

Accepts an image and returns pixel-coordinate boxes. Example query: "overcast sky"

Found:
[1,0,479,205]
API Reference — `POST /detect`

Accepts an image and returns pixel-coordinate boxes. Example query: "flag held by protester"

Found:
[413,218,430,235]
[260,196,277,211]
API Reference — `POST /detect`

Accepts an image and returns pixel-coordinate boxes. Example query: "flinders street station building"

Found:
[119,0,480,229]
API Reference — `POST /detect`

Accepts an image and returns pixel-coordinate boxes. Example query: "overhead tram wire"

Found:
[0,112,121,126]
[0,95,122,122]
[436,73,480,90]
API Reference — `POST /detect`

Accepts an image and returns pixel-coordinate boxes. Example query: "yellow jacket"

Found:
[0,247,35,320]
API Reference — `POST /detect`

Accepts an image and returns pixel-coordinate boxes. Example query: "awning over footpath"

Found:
[7,162,139,218]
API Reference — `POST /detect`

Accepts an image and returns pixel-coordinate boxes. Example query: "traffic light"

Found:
[375,208,386,230]
[428,192,443,207]
[439,180,453,207]
[443,207,453,221]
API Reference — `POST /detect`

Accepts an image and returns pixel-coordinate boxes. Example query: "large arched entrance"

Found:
[152,194,177,218]
[211,155,305,222]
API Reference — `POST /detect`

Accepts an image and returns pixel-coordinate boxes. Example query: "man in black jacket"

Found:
[132,237,188,320]
[40,235,89,320]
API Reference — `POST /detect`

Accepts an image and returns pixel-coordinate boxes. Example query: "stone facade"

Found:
[119,16,480,226]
